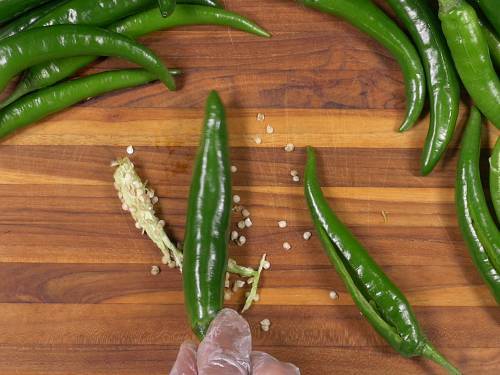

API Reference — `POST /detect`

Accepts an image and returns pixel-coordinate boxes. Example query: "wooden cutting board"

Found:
[0,1,498,374]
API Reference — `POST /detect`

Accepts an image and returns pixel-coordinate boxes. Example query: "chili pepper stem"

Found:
[438,0,460,12]
[422,342,461,375]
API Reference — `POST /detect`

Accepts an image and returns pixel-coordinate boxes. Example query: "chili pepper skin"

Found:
[305,146,461,374]
[298,0,425,131]
[158,0,176,17]
[439,0,500,128]
[0,69,182,139]
[0,0,70,41]
[491,138,500,222]
[0,0,53,24]
[471,0,500,36]
[180,0,222,7]
[385,0,460,175]
[1,5,269,109]
[0,25,176,94]
[183,91,231,339]
[481,21,500,71]
[456,107,500,302]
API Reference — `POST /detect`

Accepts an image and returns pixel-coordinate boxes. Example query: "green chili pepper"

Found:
[456,107,500,303]
[158,0,176,17]
[0,68,181,139]
[0,0,53,24]
[304,146,460,374]
[1,4,268,109]
[183,90,231,339]
[180,0,222,7]
[439,0,500,128]
[480,18,500,71]
[0,0,70,41]
[471,0,500,35]
[385,0,460,175]
[491,139,500,222]
[0,25,176,95]
[298,0,425,132]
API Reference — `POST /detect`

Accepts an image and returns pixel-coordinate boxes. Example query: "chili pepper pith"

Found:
[491,139,500,222]
[183,90,231,339]
[298,0,425,132]
[158,0,176,17]
[385,0,460,175]
[438,0,500,128]
[0,4,268,109]
[0,68,180,140]
[456,107,500,303]
[304,146,460,374]
[0,0,52,24]
[0,25,176,95]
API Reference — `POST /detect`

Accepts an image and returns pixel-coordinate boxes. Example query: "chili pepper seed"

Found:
[237,220,246,229]
[282,242,291,251]
[231,165,238,173]
[284,143,295,152]
[303,231,312,240]
[254,136,262,145]
[126,145,134,155]
[329,290,339,300]
[242,208,250,217]
[150,265,161,276]
[260,318,271,332]
[278,220,287,228]
[244,217,253,227]
[233,194,241,203]
[257,113,265,121]
[266,125,274,134]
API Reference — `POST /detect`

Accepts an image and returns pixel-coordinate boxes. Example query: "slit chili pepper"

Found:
[0,0,53,24]
[183,90,231,339]
[0,24,176,95]
[471,0,500,36]
[0,68,181,140]
[1,4,269,109]
[0,0,70,41]
[304,146,460,374]
[456,107,500,302]
[439,0,500,128]
[158,0,176,17]
[385,0,460,175]
[491,138,500,222]
[297,0,425,131]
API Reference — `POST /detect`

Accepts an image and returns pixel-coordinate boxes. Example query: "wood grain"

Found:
[0,0,499,374]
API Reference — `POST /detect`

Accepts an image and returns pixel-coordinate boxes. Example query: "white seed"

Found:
[167,261,176,269]
[158,220,165,227]
[290,169,298,177]
[303,231,312,240]
[266,125,274,134]
[242,208,250,217]
[147,190,155,198]
[278,220,287,228]
[238,235,247,246]
[135,222,141,229]
[247,277,254,285]
[126,145,134,155]
[237,220,246,229]
[225,280,230,288]
[260,318,271,332]
[231,230,239,241]
[121,203,129,211]
[231,165,238,173]
[233,195,241,204]
[233,279,245,292]
[254,136,262,145]
[282,242,291,251]
[284,143,295,152]
[161,255,170,265]
[244,217,253,227]
[257,113,265,121]
[224,290,232,301]
[292,175,300,182]
[151,196,159,204]
[150,265,160,276]
[329,290,339,300]
[262,260,271,270]
[253,293,260,302]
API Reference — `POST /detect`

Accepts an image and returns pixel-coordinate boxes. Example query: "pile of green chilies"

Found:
[0,0,270,138]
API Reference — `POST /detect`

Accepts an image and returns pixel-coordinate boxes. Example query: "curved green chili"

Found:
[491,139,500,222]
[439,0,500,128]
[0,68,181,139]
[0,0,53,24]
[298,0,425,131]
[0,0,70,41]
[456,107,500,303]
[305,146,460,374]
[158,0,176,17]
[481,20,500,71]
[0,25,176,94]
[1,4,268,109]
[183,90,231,339]
[471,0,500,35]
[385,0,460,175]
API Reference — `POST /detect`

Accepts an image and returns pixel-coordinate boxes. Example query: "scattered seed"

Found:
[284,143,295,152]
[233,195,241,204]
[161,255,170,265]
[247,277,254,285]
[257,113,265,121]
[254,136,262,145]
[233,279,246,292]
[150,265,160,276]
[290,169,298,177]
[244,217,253,228]
[329,290,339,300]
[266,125,274,134]
[238,236,247,246]
[253,293,260,302]
[158,220,165,227]
[167,261,176,269]
[260,318,271,332]
[126,145,134,155]
[231,230,239,241]
[292,175,300,182]
[303,231,312,240]
[231,165,238,173]
[282,242,291,251]
[278,220,287,228]
[262,260,271,270]
[242,208,250,217]
[121,203,129,211]
[135,222,141,229]
[151,196,159,204]
[237,220,246,229]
